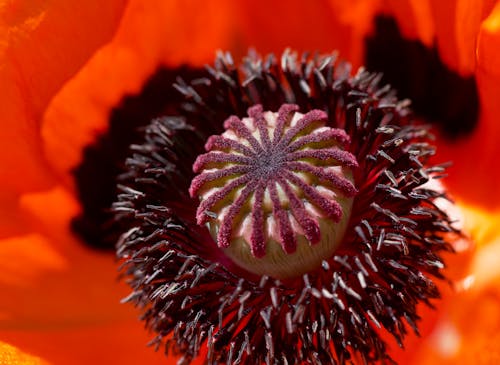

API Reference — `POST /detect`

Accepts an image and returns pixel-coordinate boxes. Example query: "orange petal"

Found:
[379,0,435,47]
[456,203,500,250]
[0,319,168,365]
[430,0,496,75]
[429,1,463,74]
[0,234,67,290]
[0,233,134,330]
[0,340,49,365]
[0,180,175,362]
[0,198,31,238]
[327,0,379,68]
[236,0,373,67]
[477,0,500,79]
[455,0,497,74]
[380,0,496,75]
[390,196,500,364]
[407,240,500,364]
[0,187,132,329]
[438,1,500,211]
[387,236,475,364]
[42,0,238,186]
[0,1,127,199]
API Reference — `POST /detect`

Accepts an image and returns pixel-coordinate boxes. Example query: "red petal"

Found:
[438,1,500,210]
[379,0,435,46]
[0,187,134,328]
[0,1,127,199]
[0,320,167,365]
[42,0,238,184]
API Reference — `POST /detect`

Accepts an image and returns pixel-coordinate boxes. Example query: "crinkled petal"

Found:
[0,186,164,363]
[0,320,168,365]
[437,1,500,210]
[42,0,238,184]
[454,0,497,74]
[379,0,497,75]
[0,187,132,329]
[0,0,127,200]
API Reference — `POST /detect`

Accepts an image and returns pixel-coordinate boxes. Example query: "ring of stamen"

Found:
[114,50,460,365]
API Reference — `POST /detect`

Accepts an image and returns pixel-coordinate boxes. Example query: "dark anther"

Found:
[113,50,460,365]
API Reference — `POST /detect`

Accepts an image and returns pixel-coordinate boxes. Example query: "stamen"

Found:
[114,50,461,365]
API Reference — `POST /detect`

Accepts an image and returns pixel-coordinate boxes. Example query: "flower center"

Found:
[115,50,461,365]
[189,104,358,278]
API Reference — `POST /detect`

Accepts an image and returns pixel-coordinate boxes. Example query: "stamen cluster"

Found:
[114,50,458,365]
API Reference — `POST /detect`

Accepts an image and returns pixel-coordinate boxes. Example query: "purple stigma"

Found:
[189,104,358,262]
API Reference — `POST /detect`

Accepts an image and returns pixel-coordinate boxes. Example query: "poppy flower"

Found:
[1,1,500,364]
